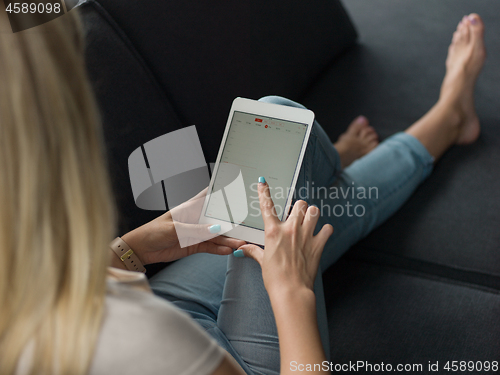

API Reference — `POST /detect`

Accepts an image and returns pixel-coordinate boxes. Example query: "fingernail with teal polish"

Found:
[208,224,221,233]
[233,249,245,257]
[258,176,266,184]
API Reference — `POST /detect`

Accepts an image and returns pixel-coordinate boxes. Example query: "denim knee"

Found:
[258,95,307,110]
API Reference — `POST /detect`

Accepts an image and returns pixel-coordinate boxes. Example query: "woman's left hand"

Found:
[121,189,246,265]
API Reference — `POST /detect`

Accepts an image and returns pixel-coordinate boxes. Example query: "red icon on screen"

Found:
[255,118,263,122]
[265,125,268,128]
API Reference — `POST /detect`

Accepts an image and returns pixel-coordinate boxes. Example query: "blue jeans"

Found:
[149,96,435,375]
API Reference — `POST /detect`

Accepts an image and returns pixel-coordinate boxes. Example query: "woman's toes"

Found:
[458,17,467,30]
[468,13,482,28]
[334,116,378,168]
[461,19,471,42]
[347,115,369,133]
[468,14,485,41]
[452,19,469,46]
[360,126,376,139]
[367,131,378,142]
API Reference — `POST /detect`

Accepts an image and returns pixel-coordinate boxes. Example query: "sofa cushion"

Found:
[79,2,185,232]
[324,258,500,365]
[79,0,357,165]
[301,0,500,283]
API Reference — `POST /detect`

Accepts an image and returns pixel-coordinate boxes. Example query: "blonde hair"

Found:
[0,9,115,375]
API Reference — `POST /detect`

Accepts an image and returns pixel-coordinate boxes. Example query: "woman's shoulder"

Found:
[88,269,225,375]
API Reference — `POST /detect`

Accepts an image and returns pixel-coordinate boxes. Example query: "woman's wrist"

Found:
[109,247,128,270]
[268,284,316,312]
[109,236,147,272]
[121,228,148,265]
[268,285,326,373]
[120,211,174,266]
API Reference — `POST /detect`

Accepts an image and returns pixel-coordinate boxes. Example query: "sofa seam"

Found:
[344,247,500,295]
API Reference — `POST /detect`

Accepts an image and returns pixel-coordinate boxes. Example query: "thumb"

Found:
[173,222,222,247]
[234,244,264,265]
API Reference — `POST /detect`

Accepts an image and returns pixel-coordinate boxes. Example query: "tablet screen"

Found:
[204,110,308,230]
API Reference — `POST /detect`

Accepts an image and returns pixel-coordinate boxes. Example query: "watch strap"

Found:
[109,237,146,273]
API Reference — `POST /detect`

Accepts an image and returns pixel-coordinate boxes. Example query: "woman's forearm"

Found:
[238,181,333,374]
[270,287,329,375]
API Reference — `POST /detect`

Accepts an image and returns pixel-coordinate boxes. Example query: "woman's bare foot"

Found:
[440,13,486,144]
[406,13,486,160]
[334,116,379,168]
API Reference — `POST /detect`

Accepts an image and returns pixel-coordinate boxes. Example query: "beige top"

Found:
[16,268,226,375]
[89,268,225,375]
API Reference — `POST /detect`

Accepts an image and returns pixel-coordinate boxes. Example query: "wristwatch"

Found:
[109,237,146,273]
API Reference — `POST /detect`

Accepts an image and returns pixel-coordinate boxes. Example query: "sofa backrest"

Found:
[78,0,357,232]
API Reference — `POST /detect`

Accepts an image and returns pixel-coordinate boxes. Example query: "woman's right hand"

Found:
[237,179,333,297]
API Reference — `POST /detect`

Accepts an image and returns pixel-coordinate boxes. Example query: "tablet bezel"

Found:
[198,97,314,245]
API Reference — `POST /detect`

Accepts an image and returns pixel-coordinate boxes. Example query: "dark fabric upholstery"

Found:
[324,259,500,365]
[80,2,185,232]
[301,0,500,283]
[79,0,358,233]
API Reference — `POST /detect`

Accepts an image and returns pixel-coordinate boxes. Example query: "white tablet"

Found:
[199,97,314,245]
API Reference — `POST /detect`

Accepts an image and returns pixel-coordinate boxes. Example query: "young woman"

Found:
[0,8,485,375]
